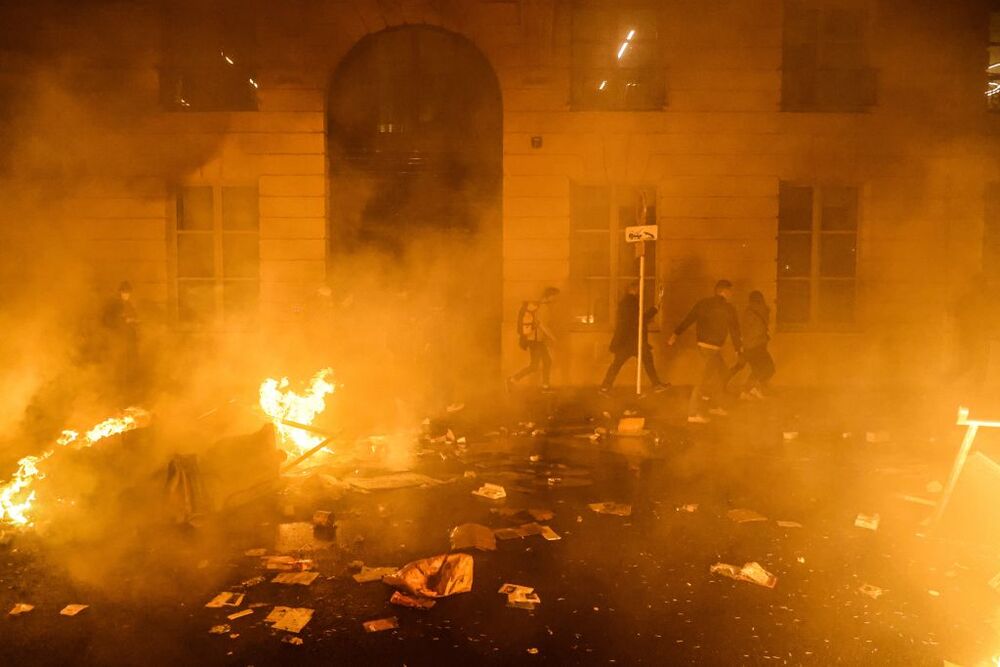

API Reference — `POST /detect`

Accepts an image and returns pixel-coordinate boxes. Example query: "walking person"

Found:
[738,290,775,398]
[507,287,560,392]
[599,281,669,394]
[668,280,741,423]
[100,280,141,405]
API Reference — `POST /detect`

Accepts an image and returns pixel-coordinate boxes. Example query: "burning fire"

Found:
[259,368,335,455]
[0,408,149,527]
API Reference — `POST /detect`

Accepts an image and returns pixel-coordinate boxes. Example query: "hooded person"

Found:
[599,281,669,394]
[738,290,775,397]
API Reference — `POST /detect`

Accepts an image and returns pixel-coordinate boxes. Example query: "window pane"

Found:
[177,233,215,278]
[821,187,858,230]
[778,233,811,277]
[779,183,813,231]
[178,187,213,230]
[571,232,611,277]
[777,279,810,324]
[222,233,259,278]
[570,278,610,327]
[818,279,855,323]
[178,281,215,324]
[222,186,259,230]
[571,185,611,230]
[820,233,856,277]
[223,280,259,324]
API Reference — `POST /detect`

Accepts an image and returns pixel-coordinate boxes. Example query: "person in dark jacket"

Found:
[101,280,141,404]
[738,290,775,397]
[599,281,669,393]
[668,279,741,423]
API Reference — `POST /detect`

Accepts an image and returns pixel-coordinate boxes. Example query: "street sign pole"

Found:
[636,244,645,396]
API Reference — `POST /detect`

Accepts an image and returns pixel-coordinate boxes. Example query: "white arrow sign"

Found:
[625,225,658,243]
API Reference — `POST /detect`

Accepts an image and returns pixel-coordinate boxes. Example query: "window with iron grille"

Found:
[174,185,259,328]
[777,182,858,328]
[988,8,1000,110]
[781,0,876,112]
[570,184,656,329]
[571,1,665,111]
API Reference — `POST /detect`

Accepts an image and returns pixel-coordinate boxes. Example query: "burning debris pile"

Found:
[258,368,335,456]
[0,407,150,527]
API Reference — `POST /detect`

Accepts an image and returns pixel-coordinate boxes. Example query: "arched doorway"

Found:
[327,26,502,412]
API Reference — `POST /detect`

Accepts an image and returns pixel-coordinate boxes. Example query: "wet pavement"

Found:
[1,387,998,666]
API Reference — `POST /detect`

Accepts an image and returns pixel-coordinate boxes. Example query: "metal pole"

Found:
[636,249,645,395]
[931,422,979,528]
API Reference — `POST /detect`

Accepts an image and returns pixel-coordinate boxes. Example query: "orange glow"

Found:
[259,368,335,455]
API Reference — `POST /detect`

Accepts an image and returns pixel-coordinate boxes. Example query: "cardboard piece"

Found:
[854,513,880,531]
[449,523,497,552]
[265,606,314,633]
[352,566,397,583]
[227,609,254,620]
[472,483,507,500]
[859,584,884,599]
[59,604,88,616]
[588,502,632,517]
[205,592,244,608]
[390,591,436,610]
[384,553,474,598]
[363,617,399,632]
[710,562,777,588]
[272,571,320,586]
[727,508,768,523]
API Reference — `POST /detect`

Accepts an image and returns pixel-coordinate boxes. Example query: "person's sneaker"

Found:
[652,383,671,393]
[708,407,729,417]
[687,414,710,424]
[749,387,765,400]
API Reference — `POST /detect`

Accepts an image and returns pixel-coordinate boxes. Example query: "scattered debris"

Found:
[710,562,777,588]
[472,483,507,500]
[312,510,333,527]
[854,513,880,531]
[677,504,699,513]
[384,553,474,598]
[528,508,554,522]
[205,592,245,608]
[450,523,497,551]
[500,584,539,610]
[865,430,891,443]
[240,576,266,588]
[59,604,88,616]
[8,603,33,616]
[588,502,632,517]
[352,566,397,583]
[209,624,231,635]
[928,589,941,597]
[264,556,314,571]
[227,609,254,621]
[859,584,884,599]
[272,571,320,586]
[776,520,802,528]
[539,525,561,541]
[347,472,444,491]
[390,591,436,610]
[276,522,333,553]
[616,417,646,435]
[363,617,399,632]
[527,648,539,655]
[727,508,768,523]
[265,606,314,633]
[243,548,267,557]
[281,635,304,646]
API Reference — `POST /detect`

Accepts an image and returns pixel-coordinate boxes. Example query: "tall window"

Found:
[985,184,1000,283]
[570,184,656,328]
[175,185,259,327]
[571,1,664,111]
[781,0,876,112]
[777,183,858,327]
[160,1,258,111]
[988,9,1000,110]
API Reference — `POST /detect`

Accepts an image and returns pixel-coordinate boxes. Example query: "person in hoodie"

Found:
[668,279,741,423]
[599,281,669,394]
[737,290,775,398]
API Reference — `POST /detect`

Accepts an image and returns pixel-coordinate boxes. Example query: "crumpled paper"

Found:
[383,553,474,598]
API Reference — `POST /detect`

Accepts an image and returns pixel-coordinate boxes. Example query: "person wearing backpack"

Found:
[736,290,775,398]
[507,287,560,392]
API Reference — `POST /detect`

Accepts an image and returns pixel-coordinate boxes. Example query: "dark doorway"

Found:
[327,26,502,411]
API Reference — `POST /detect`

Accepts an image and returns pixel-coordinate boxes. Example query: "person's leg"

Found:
[642,347,664,386]
[688,347,715,417]
[601,352,630,389]
[511,343,541,381]
[539,343,552,387]
[704,350,727,405]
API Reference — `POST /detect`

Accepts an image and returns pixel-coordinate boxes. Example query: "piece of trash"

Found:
[539,526,561,541]
[265,606,314,633]
[528,509,554,522]
[494,527,527,540]
[854,513,880,531]
[588,502,632,517]
[9,603,33,616]
[616,417,645,435]
[858,584,884,599]
[281,635,304,646]
[499,584,534,595]
[710,562,777,588]
[925,480,943,494]
[240,576,266,588]
[782,432,798,441]
[507,586,541,610]
[677,504,699,513]
[384,553,474,598]
[529,455,540,462]
[205,592,245,608]
[264,555,314,571]
[928,589,940,597]
[244,548,267,557]
[352,566,397,583]
[457,436,467,444]
[363,617,399,632]
[865,430,891,443]
[209,624,231,635]
[272,571,320,586]
[312,510,333,527]
[727,508,768,523]
[796,556,805,563]
[59,604,88,616]
[227,609,254,621]
[449,523,497,552]
[472,483,507,500]
[776,520,802,528]
[527,648,539,655]
[463,470,478,479]
[390,591,436,610]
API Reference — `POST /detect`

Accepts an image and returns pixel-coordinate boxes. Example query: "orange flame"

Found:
[0,408,149,527]
[259,368,334,455]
